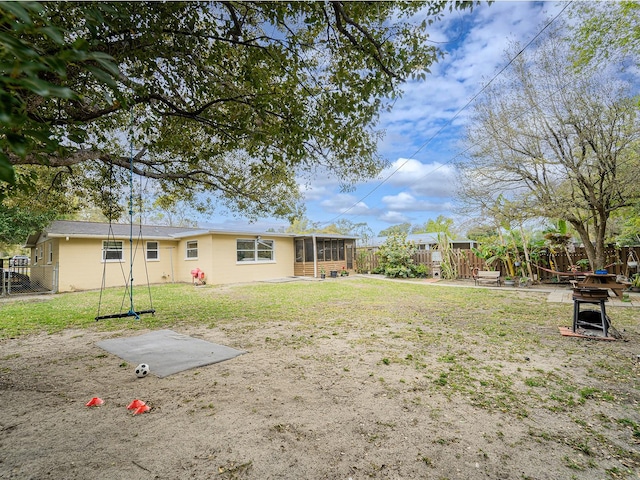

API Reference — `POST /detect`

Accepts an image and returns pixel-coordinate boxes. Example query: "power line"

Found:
[319,1,572,227]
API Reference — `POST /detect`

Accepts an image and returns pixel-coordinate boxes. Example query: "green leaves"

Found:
[0,1,120,183]
[569,2,640,68]
[377,232,422,278]
[0,154,15,185]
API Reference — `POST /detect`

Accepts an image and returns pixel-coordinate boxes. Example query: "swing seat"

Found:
[95,309,155,321]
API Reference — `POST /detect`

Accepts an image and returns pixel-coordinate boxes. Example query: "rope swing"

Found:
[95,124,155,321]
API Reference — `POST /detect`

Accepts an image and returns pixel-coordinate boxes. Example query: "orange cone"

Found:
[127,399,146,410]
[86,397,104,407]
[133,405,150,415]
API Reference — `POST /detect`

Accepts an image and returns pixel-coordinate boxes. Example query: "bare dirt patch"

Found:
[1,282,639,479]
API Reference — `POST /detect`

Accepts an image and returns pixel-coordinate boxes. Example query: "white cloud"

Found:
[378,158,457,198]
[299,182,333,202]
[320,194,374,216]
[381,192,417,211]
[381,192,454,213]
[378,211,410,224]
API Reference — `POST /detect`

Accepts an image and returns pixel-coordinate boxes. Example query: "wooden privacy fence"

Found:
[356,246,640,282]
[539,246,640,279]
[355,248,484,279]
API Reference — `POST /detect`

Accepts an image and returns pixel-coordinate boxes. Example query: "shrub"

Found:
[413,263,429,278]
[377,233,419,278]
[384,265,413,278]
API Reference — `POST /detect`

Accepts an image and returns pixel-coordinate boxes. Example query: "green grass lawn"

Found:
[0,277,637,340]
[2,277,639,478]
[4,277,638,409]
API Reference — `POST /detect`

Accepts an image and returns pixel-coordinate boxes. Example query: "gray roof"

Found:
[24,220,360,247]
[294,233,359,240]
[41,220,200,240]
[24,220,302,247]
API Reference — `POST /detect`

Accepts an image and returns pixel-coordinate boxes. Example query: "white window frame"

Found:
[102,240,124,262]
[146,241,159,261]
[186,240,198,260]
[47,242,53,264]
[236,238,275,263]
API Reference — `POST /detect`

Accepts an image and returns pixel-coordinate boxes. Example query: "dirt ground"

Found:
[1,284,640,479]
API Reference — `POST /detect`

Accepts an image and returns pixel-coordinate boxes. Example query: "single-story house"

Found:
[24,220,356,292]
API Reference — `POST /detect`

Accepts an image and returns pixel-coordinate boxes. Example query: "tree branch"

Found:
[330,1,399,79]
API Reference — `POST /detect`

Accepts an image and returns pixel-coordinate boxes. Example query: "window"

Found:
[47,242,53,264]
[146,241,159,261]
[102,240,123,261]
[304,238,314,262]
[257,239,274,261]
[186,240,198,259]
[319,240,329,261]
[295,239,304,262]
[237,239,274,262]
[316,238,345,261]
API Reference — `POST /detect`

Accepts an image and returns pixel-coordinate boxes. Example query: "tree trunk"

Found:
[594,209,609,270]
[519,225,534,279]
[571,219,610,270]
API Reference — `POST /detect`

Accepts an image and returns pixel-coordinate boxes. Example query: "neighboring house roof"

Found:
[362,233,477,248]
[363,233,440,247]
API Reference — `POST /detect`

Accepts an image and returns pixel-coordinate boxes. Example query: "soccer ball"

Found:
[135,363,150,378]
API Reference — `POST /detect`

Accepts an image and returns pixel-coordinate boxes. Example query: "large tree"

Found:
[457,26,640,269]
[378,222,412,237]
[1,1,477,230]
[569,1,640,248]
[0,166,80,248]
[411,215,456,237]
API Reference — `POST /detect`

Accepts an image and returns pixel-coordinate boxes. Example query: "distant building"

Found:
[361,233,478,250]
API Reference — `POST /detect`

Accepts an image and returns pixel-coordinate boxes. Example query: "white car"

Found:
[9,255,30,267]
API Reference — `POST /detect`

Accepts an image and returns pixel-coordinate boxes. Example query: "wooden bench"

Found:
[472,269,501,287]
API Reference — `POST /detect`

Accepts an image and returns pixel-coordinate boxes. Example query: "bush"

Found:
[384,265,413,278]
[377,233,419,278]
[413,263,429,278]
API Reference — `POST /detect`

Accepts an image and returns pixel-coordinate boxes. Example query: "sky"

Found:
[202,1,570,235]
